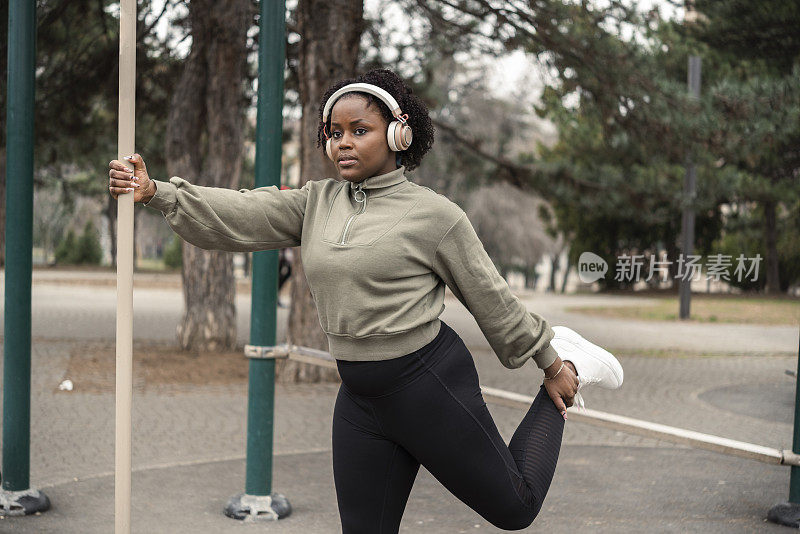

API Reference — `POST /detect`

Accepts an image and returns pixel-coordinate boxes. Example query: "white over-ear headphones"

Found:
[322,82,413,162]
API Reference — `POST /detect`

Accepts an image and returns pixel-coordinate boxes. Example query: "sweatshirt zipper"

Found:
[340,182,367,245]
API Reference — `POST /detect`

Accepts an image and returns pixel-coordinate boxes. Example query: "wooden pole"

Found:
[115,0,136,531]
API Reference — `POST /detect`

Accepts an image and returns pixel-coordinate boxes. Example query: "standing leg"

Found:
[374,323,565,530]
[332,384,420,534]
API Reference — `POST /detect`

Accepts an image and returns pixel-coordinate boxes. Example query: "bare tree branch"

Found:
[431,116,605,192]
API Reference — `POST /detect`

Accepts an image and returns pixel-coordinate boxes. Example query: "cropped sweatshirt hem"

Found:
[327,320,557,369]
[328,319,443,362]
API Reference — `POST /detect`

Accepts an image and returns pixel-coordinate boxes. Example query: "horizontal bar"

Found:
[244,344,290,360]
[280,344,337,369]
[480,385,795,466]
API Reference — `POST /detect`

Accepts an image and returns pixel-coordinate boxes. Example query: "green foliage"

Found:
[708,71,800,192]
[54,220,103,265]
[54,229,78,265]
[0,0,184,198]
[691,0,800,76]
[76,220,103,265]
[710,202,800,292]
[163,235,182,269]
[525,3,800,292]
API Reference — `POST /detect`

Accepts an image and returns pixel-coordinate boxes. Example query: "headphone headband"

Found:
[322,82,406,124]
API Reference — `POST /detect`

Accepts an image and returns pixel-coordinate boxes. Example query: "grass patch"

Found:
[135,257,168,271]
[567,295,800,326]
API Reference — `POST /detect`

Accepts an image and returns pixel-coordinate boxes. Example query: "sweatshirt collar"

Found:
[349,165,407,191]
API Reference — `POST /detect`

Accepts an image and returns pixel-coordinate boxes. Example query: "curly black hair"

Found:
[316,68,435,172]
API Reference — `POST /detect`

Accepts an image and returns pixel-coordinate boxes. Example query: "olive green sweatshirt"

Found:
[143,165,558,370]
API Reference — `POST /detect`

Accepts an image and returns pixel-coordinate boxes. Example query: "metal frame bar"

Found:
[480,385,798,466]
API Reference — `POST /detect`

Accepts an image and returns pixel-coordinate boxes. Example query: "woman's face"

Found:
[329,94,397,183]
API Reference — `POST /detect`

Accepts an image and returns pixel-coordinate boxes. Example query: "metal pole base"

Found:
[0,487,50,517]
[768,502,800,527]
[224,492,291,521]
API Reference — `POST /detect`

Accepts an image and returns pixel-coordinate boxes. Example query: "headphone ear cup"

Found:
[326,138,334,161]
[386,122,399,151]
[387,121,413,152]
[400,124,413,151]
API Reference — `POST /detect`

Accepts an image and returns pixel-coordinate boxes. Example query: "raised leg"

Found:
[375,335,565,530]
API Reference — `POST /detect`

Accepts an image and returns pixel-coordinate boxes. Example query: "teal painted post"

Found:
[790,330,800,503]
[244,0,287,496]
[3,0,36,492]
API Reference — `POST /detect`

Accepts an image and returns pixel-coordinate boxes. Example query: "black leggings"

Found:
[333,320,565,533]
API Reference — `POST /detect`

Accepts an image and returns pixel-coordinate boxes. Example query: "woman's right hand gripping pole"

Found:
[108,153,156,203]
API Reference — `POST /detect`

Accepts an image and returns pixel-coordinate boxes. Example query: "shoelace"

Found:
[574,391,585,411]
[573,376,602,412]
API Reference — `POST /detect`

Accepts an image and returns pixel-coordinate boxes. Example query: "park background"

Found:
[0,0,797,365]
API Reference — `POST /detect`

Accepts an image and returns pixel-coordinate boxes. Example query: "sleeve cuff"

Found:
[532,343,559,370]
[143,178,177,213]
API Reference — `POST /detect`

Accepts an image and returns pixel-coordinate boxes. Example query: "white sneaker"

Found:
[548,326,624,410]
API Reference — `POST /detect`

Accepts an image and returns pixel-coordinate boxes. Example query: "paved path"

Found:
[0,270,796,532]
[1,270,797,354]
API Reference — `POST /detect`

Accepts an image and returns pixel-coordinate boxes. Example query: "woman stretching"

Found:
[108,68,623,533]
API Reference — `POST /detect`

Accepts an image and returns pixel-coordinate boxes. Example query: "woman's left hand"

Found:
[542,357,579,420]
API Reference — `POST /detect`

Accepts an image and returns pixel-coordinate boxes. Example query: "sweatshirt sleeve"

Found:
[431,212,558,370]
[143,176,312,251]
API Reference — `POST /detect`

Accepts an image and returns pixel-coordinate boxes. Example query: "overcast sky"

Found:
[368,0,681,100]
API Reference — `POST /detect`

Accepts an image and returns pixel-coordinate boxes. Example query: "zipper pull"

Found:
[353,182,366,204]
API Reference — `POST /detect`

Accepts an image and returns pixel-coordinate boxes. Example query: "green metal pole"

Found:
[224,0,290,520]
[3,0,36,493]
[770,328,800,526]
[790,329,800,503]
[245,0,287,497]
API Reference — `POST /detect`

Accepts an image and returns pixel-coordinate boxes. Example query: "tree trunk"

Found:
[275,0,363,383]
[165,0,251,351]
[666,238,680,292]
[523,264,538,290]
[763,199,781,295]
[560,254,570,293]
[548,254,559,292]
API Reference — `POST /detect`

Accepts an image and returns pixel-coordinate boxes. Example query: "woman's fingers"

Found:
[109,159,135,173]
[124,153,148,176]
[110,178,140,188]
[544,381,569,420]
[553,395,567,418]
[109,166,135,180]
[108,161,137,187]
[108,157,143,200]
[109,185,134,199]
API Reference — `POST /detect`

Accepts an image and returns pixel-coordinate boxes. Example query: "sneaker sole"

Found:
[551,326,624,389]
